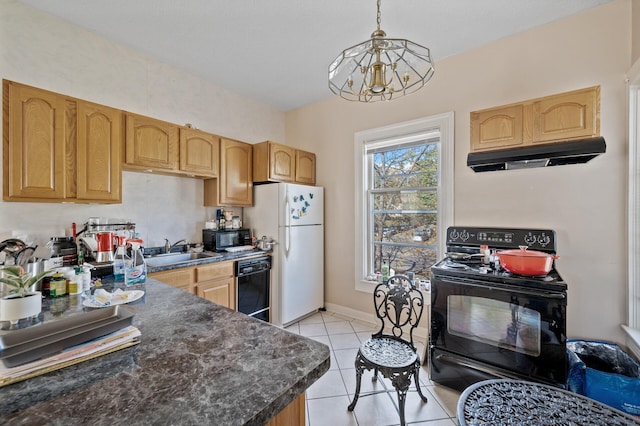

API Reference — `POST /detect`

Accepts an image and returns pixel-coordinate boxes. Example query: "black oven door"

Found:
[430,275,567,388]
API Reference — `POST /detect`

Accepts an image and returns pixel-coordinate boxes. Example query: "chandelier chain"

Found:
[376,0,381,31]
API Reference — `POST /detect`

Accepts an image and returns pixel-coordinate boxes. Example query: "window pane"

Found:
[373,191,437,212]
[373,144,438,189]
[372,245,438,281]
[373,212,437,244]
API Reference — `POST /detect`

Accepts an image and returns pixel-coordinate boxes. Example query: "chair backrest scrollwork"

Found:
[372,274,424,350]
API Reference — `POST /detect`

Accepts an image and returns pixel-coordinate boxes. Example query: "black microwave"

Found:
[203,228,252,252]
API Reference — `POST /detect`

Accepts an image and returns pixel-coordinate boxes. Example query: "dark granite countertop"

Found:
[0,278,330,425]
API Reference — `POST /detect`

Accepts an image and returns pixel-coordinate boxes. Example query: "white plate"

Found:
[83,290,145,308]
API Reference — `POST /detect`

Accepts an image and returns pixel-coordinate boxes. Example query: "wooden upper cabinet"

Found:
[531,86,599,144]
[76,100,122,202]
[253,140,316,185]
[204,137,253,206]
[470,105,524,152]
[179,127,219,177]
[3,80,121,203]
[470,86,600,153]
[4,81,66,200]
[295,149,316,185]
[125,113,179,171]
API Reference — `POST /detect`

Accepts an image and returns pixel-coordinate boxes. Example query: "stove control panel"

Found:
[447,227,556,252]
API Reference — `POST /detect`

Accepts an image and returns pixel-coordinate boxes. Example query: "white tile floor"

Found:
[284,311,461,426]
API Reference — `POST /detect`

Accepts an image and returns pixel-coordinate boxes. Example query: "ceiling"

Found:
[19,0,613,112]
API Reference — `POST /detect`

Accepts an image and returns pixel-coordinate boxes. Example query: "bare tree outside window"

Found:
[368,140,440,280]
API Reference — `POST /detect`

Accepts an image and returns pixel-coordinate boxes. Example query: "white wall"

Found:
[0,0,285,250]
[286,0,632,344]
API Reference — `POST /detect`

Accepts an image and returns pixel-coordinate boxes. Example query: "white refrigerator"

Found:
[244,183,324,327]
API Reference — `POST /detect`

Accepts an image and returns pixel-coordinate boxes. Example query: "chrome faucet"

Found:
[164,239,187,253]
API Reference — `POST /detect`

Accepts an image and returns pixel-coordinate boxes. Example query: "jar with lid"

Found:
[49,273,67,298]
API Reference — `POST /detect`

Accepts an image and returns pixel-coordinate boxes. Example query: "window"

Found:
[626,62,640,351]
[354,113,454,292]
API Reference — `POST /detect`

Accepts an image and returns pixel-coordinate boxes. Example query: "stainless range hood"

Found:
[467,136,606,172]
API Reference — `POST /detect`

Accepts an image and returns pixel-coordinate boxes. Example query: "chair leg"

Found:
[396,387,409,426]
[414,363,429,403]
[348,355,364,411]
[372,367,378,382]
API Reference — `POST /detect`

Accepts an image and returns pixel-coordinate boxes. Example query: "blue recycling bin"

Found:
[567,339,640,416]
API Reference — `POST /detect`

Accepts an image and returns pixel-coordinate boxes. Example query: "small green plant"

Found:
[0,266,51,297]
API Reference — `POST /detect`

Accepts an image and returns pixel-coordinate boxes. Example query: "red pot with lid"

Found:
[495,246,559,276]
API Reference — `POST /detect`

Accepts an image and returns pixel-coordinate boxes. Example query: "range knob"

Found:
[538,234,551,247]
[460,230,470,241]
[524,233,536,246]
[449,230,460,241]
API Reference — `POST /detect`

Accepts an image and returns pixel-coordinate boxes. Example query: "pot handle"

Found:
[518,245,529,251]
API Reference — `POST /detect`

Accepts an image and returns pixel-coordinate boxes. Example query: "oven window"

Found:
[447,295,541,356]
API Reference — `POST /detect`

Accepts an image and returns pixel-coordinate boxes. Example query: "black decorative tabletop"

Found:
[457,379,640,426]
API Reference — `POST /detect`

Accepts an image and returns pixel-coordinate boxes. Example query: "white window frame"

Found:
[354,113,454,293]
[624,59,640,357]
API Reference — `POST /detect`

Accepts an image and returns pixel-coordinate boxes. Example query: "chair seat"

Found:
[360,337,417,368]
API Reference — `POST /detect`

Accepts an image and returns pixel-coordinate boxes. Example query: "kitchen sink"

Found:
[145,252,221,267]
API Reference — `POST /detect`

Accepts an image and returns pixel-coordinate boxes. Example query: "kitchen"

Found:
[1,0,639,424]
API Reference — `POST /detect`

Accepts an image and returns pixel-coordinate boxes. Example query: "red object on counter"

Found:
[496,246,558,276]
[71,222,76,239]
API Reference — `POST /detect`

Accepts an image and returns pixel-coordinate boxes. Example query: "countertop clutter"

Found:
[0,278,330,425]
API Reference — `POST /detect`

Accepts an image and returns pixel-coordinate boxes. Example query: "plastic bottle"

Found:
[381,260,390,282]
[126,242,147,285]
[113,239,131,286]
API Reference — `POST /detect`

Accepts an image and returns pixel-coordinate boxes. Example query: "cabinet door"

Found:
[4,81,66,199]
[295,150,316,185]
[196,261,233,282]
[180,127,219,177]
[125,113,179,171]
[197,277,236,309]
[76,101,122,202]
[218,138,253,206]
[532,86,599,144]
[269,142,295,182]
[470,104,524,152]
[150,268,196,293]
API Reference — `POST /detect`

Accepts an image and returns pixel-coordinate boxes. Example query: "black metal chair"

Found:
[347,274,428,426]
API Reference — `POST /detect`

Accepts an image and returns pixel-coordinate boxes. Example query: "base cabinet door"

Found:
[196,277,236,310]
[265,393,306,426]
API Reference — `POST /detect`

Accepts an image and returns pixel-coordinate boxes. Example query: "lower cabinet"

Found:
[195,261,235,310]
[266,393,305,426]
[149,260,235,310]
[148,267,195,293]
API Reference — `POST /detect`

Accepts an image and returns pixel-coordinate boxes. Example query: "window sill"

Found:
[621,325,640,360]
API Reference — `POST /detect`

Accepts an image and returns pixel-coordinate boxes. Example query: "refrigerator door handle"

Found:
[285,199,291,254]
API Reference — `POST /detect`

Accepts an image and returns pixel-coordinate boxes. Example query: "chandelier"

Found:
[328,0,435,103]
